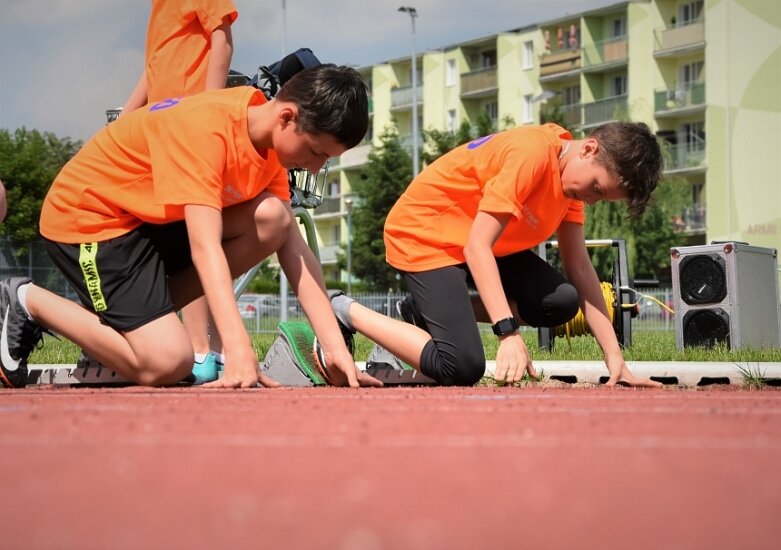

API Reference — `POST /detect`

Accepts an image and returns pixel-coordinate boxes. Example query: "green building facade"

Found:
[316,0,780,285]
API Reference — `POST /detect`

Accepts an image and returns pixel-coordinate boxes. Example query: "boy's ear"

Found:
[580,138,599,159]
[279,104,299,128]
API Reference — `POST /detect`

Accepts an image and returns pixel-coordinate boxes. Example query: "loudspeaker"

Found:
[671,242,781,349]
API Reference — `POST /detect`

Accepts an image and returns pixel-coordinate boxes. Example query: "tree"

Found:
[348,127,413,290]
[0,128,82,253]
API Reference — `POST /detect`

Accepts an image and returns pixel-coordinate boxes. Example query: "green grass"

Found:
[30,329,781,364]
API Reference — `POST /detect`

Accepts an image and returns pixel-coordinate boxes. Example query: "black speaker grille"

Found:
[682,309,730,348]
[679,254,727,305]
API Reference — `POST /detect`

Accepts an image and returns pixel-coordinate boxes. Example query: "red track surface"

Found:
[1,385,779,550]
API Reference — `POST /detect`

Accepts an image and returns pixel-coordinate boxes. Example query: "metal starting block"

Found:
[365,344,437,386]
[27,363,132,386]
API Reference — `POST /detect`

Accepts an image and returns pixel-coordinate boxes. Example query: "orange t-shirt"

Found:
[384,124,585,272]
[145,0,238,102]
[40,87,289,244]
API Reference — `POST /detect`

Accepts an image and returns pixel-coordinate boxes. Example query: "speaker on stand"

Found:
[671,242,781,349]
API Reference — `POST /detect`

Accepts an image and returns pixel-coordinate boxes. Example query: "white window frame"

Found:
[522,40,534,70]
[446,59,457,87]
[446,109,457,133]
[522,94,534,124]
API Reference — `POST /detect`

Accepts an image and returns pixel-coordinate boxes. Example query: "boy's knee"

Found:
[422,343,485,386]
[134,347,192,386]
[520,283,580,327]
[254,196,292,234]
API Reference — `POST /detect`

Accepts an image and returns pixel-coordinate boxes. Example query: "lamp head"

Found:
[398,6,417,16]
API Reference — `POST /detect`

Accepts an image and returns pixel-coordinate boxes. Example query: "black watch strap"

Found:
[492,317,519,336]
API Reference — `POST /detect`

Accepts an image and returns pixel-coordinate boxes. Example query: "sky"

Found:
[0,0,616,142]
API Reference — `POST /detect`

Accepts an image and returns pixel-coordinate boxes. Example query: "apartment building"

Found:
[316,0,779,284]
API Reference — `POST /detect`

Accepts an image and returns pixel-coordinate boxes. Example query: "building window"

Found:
[680,60,704,86]
[484,101,498,123]
[682,121,705,151]
[446,59,457,86]
[612,74,627,96]
[481,49,497,68]
[612,17,627,38]
[522,40,534,70]
[328,178,340,197]
[562,85,581,106]
[522,94,533,123]
[447,109,457,133]
[679,1,704,25]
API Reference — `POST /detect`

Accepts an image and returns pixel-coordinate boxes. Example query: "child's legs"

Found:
[181,297,211,354]
[40,232,194,385]
[404,266,486,386]
[166,192,292,307]
[495,251,580,327]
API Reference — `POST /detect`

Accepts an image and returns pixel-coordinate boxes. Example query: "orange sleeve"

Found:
[194,0,238,32]
[563,200,585,224]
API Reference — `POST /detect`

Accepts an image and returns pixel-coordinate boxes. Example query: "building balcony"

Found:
[581,95,627,127]
[582,37,627,71]
[539,48,581,80]
[664,142,706,174]
[390,85,423,111]
[318,243,341,265]
[460,66,498,98]
[673,205,706,235]
[541,102,582,129]
[654,21,705,57]
[654,82,706,116]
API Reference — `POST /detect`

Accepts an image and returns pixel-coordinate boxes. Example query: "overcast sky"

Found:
[0,0,615,142]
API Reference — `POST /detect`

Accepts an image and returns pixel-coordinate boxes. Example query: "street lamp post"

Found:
[398,6,419,177]
[345,198,353,295]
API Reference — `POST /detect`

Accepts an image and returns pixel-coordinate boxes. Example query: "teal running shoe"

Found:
[191,352,218,384]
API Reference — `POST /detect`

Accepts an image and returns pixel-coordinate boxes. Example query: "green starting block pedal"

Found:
[261,321,327,386]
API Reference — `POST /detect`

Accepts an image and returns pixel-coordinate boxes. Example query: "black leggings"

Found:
[402,250,579,386]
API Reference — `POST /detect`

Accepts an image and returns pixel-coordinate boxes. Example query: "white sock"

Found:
[16,283,33,320]
[213,352,225,365]
[194,352,209,363]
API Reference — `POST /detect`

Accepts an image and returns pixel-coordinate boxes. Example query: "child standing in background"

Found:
[122,0,239,382]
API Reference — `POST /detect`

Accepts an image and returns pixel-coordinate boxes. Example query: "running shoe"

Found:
[191,352,219,384]
[396,294,429,333]
[0,277,44,388]
[326,289,356,356]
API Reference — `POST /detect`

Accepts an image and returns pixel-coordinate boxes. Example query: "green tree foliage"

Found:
[0,128,82,253]
[349,127,413,290]
[584,177,691,281]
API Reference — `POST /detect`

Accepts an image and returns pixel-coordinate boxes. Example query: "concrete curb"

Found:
[27,361,781,387]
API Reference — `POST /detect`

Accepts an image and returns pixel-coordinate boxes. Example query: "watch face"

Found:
[493,317,518,336]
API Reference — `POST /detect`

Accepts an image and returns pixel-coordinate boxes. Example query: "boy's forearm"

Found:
[0,180,6,223]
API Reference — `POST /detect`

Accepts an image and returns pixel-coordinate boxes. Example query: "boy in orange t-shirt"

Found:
[121,0,238,382]
[0,65,380,389]
[328,122,664,388]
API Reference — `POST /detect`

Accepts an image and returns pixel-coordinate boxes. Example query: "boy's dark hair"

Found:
[588,121,663,217]
[275,64,369,149]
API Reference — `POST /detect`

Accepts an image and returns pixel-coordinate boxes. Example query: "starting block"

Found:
[365,343,437,386]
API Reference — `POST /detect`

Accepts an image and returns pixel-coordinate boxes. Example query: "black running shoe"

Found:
[396,294,429,333]
[0,277,44,388]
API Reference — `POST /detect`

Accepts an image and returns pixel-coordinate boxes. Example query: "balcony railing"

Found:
[539,48,581,78]
[664,141,706,172]
[460,66,498,96]
[541,102,582,129]
[654,82,706,113]
[673,205,706,233]
[314,196,341,215]
[654,21,705,54]
[318,243,341,264]
[582,95,628,126]
[390,85,423,109]
[582,37,627,69]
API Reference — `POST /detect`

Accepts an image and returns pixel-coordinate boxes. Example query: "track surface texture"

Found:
[1,385,779,550]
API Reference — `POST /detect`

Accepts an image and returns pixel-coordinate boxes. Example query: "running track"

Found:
[1,385,779,549]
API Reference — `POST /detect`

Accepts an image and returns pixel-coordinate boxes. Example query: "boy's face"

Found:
[274,113,347,173]
[561,140,627,206]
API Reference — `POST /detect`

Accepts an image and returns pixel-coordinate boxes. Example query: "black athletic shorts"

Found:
[43,222,194,332]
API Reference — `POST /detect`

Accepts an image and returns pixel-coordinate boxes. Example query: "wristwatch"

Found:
[492,317,519,336]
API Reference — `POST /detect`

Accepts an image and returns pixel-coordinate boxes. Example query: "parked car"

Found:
[237,293,299,318]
